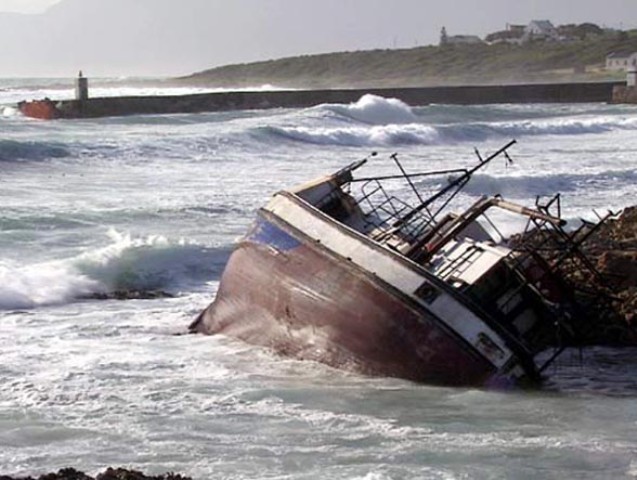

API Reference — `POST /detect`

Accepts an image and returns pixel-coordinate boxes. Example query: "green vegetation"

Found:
[180,31,637,89]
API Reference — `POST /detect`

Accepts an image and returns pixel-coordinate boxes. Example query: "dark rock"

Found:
[570,206,637,344]
[509,205,637,345]
[80,290,175,301]
[40,469,92,480]
[96,469,191,480]
[0,469,192,480]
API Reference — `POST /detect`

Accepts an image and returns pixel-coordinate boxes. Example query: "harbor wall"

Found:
[55,81,623,118]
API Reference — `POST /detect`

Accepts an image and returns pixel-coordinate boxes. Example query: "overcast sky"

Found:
[0,0,57,13]
[1,0,636,77]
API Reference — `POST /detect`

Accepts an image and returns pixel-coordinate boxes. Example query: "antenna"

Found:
[394,139,517,228]
[390,152,424,204]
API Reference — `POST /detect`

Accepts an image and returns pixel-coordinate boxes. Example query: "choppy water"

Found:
[1,79,636,479]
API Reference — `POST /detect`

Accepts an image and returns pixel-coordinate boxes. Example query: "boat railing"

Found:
[434,244,485,283]
[351,178,436,244]
[337,140,519,248]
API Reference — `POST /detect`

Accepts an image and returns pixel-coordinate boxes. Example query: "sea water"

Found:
[1,79,636,479]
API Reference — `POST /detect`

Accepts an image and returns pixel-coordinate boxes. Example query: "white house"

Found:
[606,52,637,72]
[523,20,559,42]
[486,20,562,45]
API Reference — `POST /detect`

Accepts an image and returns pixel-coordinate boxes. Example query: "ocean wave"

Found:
[446,115,637,141]
[462,169,637,198]
[73,229,230,291]
[261,99,637,147]
[0,139,71,162]
[0,229,230,311]
[262,123,440,147]
[321,94,418,125]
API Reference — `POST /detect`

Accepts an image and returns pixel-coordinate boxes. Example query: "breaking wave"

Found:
[263,123,440,146]
[0,139,71,162]
[322,94,418,125]
[0,229,230,311]
[269,116,637,147]
[262,98,637,147]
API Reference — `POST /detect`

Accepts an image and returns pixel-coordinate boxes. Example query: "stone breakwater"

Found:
[20,82,622,120]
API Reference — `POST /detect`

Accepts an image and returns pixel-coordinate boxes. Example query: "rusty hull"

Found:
[190,212,500,386]
[17,99,62,120]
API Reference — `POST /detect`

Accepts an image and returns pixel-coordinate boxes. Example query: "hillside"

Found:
[181,33,637,89]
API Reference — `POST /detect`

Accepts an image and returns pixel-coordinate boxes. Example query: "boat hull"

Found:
[192,212,499,386]
[18,100,62,120]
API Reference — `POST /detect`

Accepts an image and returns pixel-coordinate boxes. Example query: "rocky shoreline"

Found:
[579,206,637,343]
[521,205,637,345]
[0,468,191,480]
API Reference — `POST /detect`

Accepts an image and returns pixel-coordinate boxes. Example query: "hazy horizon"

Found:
[1,0,637,78]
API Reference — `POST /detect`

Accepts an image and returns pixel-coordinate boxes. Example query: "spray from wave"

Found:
[323,94,418,125]
[0,229,229,311]
[1,106,18,117]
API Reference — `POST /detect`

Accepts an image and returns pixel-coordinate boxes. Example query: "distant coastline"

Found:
[177,33,637,90]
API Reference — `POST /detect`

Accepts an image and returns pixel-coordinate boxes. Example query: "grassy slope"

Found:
[180,33,637,89]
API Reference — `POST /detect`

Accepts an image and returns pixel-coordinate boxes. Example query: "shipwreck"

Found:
[190,141,615,387]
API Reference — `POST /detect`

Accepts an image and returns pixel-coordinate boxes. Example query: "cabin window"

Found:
[319,196,350,222]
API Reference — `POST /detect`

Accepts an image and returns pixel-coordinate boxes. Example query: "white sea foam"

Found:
[0,229,223,310]
[267,123,440,146]
[0,261,97,310]
[1,106,18,117]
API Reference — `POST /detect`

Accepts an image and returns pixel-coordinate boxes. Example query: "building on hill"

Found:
[440,27,483,46]
[523,20,559,42]
[447,35,483,45]
[557,23,604,41]
[606,52,637,71]
[485,28,524,45]
[507,24,526,36]
[486,20,560,45]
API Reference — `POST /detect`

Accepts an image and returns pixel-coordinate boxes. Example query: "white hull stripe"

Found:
[265,193,515,369]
